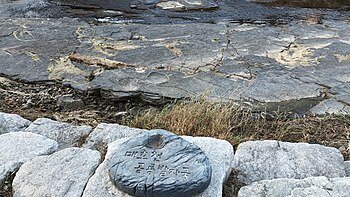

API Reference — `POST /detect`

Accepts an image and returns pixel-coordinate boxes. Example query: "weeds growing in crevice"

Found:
[223,170,247,197]
[0,171,16,197]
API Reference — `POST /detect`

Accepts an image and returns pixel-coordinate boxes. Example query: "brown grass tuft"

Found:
[129,99,235,140]
[129,99,350,159]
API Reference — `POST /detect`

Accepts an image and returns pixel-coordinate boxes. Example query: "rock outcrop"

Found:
[1,0,350,196]
[1,18,350,115]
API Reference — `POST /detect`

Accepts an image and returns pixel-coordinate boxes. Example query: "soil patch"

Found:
[0,77,153,127]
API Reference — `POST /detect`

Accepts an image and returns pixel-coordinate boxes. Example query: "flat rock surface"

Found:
[309,99,350,115]
[0,18,81,82]
[1,17,350,114]
[233,140,346,184]
[24,118,92,149]
[12,148,101,197]
[0,112,31,134]
[108,130,212,197]
[83,123,146,150]
[1,1,350,116]
[82,137,130,197]
[238,176,350,197]
[181,136,234,197]
[0,132,58,182]
[83,133,233,197]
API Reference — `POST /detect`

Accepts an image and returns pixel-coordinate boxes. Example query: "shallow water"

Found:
[258,0,350,9]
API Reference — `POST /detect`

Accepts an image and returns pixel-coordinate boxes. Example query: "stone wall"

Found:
[1,111,350,197]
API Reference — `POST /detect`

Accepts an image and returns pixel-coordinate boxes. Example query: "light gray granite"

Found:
[0,132,58,183]
[12,148,101,197]
[233,140,346,184]
[0,112,31,134]
[238,176,350,197]
[25,118,92,149]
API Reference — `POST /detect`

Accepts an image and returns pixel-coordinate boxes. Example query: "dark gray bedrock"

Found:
[108,130,212,197]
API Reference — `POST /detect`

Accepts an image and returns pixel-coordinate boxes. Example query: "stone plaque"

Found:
[108,130,212,197]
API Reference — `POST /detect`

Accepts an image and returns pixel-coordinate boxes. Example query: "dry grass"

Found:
[129,99,235,139]
[128,99,350,196]
[129,99,350,159]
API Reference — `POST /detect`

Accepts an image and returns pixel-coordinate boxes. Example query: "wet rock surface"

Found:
[252,0,350,9]
[2,0,350,24]
[108,130,212,197]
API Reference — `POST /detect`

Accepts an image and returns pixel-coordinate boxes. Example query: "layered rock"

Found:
[1,18,350,115]
[309,99,350,115]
